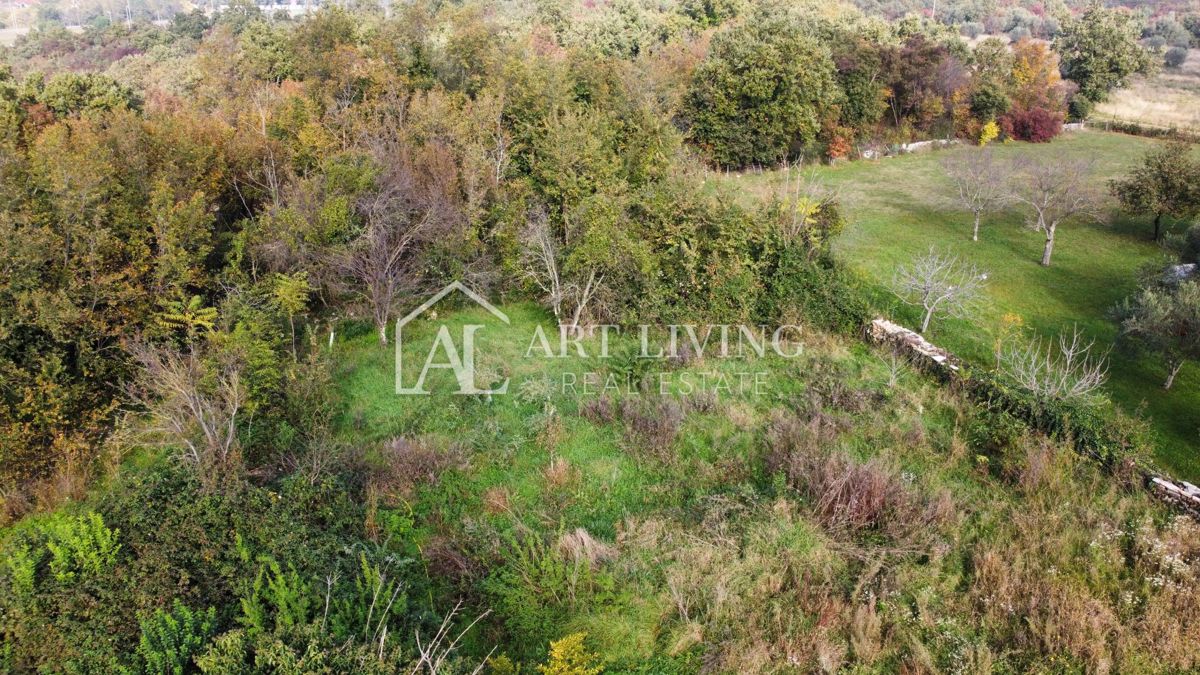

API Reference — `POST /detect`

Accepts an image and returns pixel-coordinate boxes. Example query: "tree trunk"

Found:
[1041,225,1055,267]
[288,316,299,362]
[920,307,933,333]
[972,212,981,241]
[1164,360,1183,390]
[1154,212,1162,241]
[377,321,388,346]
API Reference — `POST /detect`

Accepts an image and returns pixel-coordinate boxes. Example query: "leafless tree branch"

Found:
[892,247,988,334]
[999,325,1110,400]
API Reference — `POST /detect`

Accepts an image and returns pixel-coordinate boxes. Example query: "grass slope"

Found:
[328,306,1199,671]
[728,130,1200,479]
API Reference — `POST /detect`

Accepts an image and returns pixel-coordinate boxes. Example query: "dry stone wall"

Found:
[867,317,1200,517]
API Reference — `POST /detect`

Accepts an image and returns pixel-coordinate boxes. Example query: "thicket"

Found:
[0,0,1180,671]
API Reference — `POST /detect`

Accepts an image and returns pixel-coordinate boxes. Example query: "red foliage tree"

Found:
[1001,106,1062,143]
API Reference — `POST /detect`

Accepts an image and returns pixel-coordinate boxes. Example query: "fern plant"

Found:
[154,295,218,344]
[239,559,312,637]
[137,600,216,675]
[45,512,120,584]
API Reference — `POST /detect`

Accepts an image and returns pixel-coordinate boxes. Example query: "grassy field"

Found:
[727,130,1200,479]
[1094,49,1200,131]
[324,304,1198,670]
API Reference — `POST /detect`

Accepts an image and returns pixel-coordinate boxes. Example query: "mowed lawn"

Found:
[730,131,1200,479]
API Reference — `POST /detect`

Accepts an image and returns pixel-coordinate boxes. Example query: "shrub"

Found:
[1143,35,1168,51]
[765,413,951,542]
[371,437,468,500]
[45,512,121,584]
[1067,93,1094,121]
[1180,223,1200,264]
[1001,106,1063,142]
[484,534,614,660]
[1007,26,1032,42]
[137,601,217,675]
[4,543,39,598]
[538,633,604,675]
[965,371,1152,466]
[619,398,684,461]
[978,120,1000,146]
[1165,46,1188,68]
[684,11,842,167]
[760,250,870,335]
[969,83,1011,121]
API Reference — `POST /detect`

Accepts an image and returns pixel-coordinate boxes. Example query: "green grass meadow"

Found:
[727,130,1200,479]
[326,305,980,663]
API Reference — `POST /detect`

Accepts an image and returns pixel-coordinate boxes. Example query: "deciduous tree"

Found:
[684,11,841,167]
[338,140,466,345]
[1054,4,1153,103]
[1008,157,1101,267]
[943,148,1007,241]
[892,248,988,334]
[1000,325,1109,400]
[1109,141,1200,241]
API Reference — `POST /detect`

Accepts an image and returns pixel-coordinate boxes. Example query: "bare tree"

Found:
[520,207,565,323]
[876,348,909,388]
[892,247,988,334]
[999,325,1110,400]
[124,342,244,484]
[338,141,466,345]
[1008,157,1101,266]
[519,206,604,329]
[942,149,1008,241]
[407,601,492,674]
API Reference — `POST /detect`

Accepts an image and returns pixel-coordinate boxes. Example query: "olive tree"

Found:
[892,248,988,334]
[1114,279,1200,390]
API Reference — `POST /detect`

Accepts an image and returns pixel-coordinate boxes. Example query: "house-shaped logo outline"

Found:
[395,281,510,330]
[395,281,510,395]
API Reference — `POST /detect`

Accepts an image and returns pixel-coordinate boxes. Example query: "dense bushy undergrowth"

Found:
[0,0,1183,671]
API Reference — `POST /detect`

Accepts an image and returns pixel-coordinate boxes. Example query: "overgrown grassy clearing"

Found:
[1094,49,1200,131]
[726,130,1200,479]
[328,306,1197,670]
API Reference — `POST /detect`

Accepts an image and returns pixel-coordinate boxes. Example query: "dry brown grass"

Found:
[371,436,468,502]
[619,398,684,462]
[1094,49,1200,130]
[482,485,511,515]
[764,412,952,545]
[958,435,1200,673]
[555,528,616,569]
[641,507,848,673]
[542,454,576,491]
